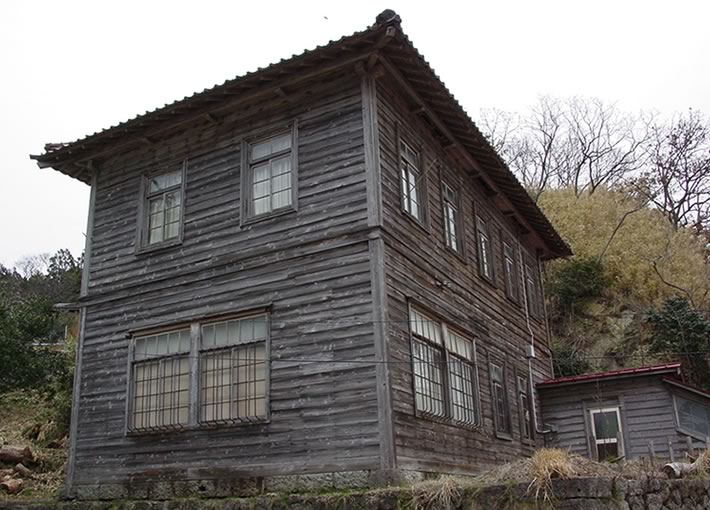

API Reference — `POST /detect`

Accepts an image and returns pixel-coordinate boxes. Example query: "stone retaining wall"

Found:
[4,478,710,509]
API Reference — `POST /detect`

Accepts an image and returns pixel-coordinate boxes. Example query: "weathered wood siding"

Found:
[73,71,383,489]
[540,376,706,460]
[375,76,554,474]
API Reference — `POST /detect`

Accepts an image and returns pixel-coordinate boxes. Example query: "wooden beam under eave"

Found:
[378,54,547,250]
[51,51,376,168]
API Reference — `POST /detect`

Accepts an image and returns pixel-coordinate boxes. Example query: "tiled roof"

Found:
[537,363,682,388]
[30,9,572,258]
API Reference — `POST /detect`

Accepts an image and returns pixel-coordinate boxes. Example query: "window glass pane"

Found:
[597,442,619,460]
[400,141,418,166]
[677,396,710,438]
[149,170,182,193]
[271,190,291,210]
[444,330,472,359]
[253,197,270,216]
[214,322,228,347]
[271,155,291,177]
[593,410,620,440]
[272,172,291,193]
[449,358,478,424]
[253,178,270,200]
[251,133,291,160]
[253,163,270,184]
[410,308,441,344]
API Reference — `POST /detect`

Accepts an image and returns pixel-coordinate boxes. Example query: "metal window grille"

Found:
[412,338,446,417]
[130,328,191,431]
[249,132,293,217]
[491,363,511,435]
[443,183,459,252]
[199,315,268,424]
[400,140,421,220]
[449,356,478,424]
[145,169,182,245]
[444,328,479,425]
[410,308,481,425]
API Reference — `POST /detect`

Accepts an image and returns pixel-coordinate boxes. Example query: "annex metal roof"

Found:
[30,9,572,258]
[537,363,683,388]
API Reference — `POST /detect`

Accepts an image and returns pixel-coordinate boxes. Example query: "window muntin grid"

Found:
[400,140,421,220]
[249,132,293,217]
[145,169,182,246]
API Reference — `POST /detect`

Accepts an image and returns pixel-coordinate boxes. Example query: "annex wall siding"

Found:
[73,71,382,488]
[375,77,553,474]
[540,376,707,460]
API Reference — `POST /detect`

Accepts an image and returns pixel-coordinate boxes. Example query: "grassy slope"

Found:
[0,390,67,501]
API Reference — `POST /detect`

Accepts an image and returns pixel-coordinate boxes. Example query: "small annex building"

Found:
[539,363,710,461]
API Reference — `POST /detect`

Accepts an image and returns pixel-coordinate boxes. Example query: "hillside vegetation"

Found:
[480,98,710,385]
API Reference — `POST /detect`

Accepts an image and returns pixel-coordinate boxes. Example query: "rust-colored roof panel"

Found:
[537,363,682,388]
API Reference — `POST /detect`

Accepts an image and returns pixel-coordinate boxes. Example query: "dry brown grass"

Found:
[0,390,67,501]
[410,475,471,510]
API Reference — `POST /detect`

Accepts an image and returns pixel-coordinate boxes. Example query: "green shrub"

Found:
[546,256,608,317]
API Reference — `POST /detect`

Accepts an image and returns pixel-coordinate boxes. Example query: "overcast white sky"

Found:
[1,0,709,268]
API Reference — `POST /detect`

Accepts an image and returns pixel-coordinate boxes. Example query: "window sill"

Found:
[495,431,514,441]
[478,271,497,289]
[242,206,296,227]
[414,409,483,432]
[126,418,270,436]
[676,426,709,443]
[135,238,183,256]
[445,245,467,265]
[401,208,430,235]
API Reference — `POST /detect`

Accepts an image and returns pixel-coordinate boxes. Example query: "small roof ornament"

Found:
[375,9,401,26]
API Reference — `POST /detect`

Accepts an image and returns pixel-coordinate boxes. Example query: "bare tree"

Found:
[14,253,50,278]
[480,96,652,200]
[637,110,710,232]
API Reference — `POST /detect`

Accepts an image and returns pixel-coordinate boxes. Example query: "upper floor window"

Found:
[442,182,461,253]
[502,239,520,302]
[476,216,494,282]
[246,130,295,219]
[409,306,481,426]
[128,312,269,433]
[400,140,422,221]
[490,361,512,437]
[144,169,183,246]
[524,260,543,318]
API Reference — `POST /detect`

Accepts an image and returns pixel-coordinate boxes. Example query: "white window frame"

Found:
[589,406,624,459]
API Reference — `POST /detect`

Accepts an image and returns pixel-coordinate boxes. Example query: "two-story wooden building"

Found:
[31,10,571,499]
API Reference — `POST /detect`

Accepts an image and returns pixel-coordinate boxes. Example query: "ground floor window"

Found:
[128,312,269,432]
[589,406,624,460]
[674,394,710,439]
[409,305,481,426]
